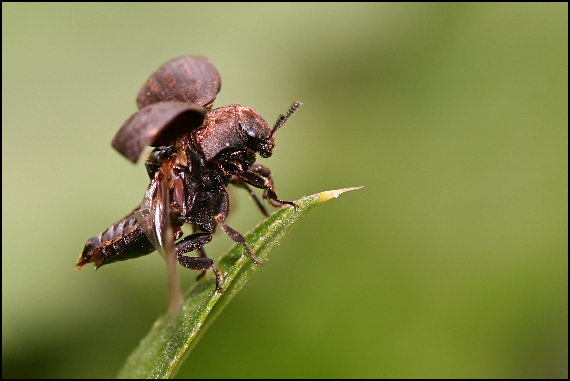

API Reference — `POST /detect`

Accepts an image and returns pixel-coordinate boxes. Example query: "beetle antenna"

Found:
[271,102,302,137]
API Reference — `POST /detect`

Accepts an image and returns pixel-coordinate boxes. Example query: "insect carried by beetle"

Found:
[76,56,301,297]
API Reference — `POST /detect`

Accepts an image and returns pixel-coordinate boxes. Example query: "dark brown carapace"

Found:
[76,56,301,292]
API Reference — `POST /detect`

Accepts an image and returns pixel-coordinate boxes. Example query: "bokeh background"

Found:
[2,3,567,378]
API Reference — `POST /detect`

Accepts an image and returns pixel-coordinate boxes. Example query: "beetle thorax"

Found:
[194,104,274,163]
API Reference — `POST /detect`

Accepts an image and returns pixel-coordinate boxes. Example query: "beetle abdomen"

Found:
[76,215,155,270]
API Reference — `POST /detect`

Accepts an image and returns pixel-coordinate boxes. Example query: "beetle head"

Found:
[195,105,274,162]
[195,102,302,163]
[237,107,275,158]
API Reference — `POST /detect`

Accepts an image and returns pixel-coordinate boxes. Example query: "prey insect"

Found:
[76,56,301,301]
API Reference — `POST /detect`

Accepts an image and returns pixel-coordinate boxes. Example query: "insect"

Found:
[76,56,301,293]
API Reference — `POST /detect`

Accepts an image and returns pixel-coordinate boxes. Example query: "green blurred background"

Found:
[2,3,567,378]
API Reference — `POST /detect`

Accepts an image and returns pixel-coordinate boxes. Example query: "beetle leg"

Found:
[237,164,296,208]
[230,176,270,217]
[248,163,271,177]
[175,232,223,292]
[248,164,295,208]
[195,248,209,280]
[214,190,262,266]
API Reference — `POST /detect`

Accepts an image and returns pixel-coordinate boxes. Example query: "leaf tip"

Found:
[317,186,364,202]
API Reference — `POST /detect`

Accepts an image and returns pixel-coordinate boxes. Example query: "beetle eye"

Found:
[240,123,260,149]
[248,135,260,150]
[247,128,258,141]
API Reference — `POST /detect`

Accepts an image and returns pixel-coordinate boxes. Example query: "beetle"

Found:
[76,56,301,293]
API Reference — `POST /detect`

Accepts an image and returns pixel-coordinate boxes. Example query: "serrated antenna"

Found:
[270,101,302,137]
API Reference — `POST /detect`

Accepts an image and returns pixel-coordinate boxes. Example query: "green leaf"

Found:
[117,187,362,379]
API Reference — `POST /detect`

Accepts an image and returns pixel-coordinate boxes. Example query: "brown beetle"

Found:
[76,56,301,293]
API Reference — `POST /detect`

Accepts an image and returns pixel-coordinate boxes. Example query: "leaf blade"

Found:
[117,187,362,379]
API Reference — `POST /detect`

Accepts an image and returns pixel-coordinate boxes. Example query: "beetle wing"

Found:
[134,170,164,252]
[135,165,183,312]
[137,56,221,109]
[112,101,206,163]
